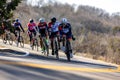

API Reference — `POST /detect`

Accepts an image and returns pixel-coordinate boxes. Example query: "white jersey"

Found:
[51,21,60,32]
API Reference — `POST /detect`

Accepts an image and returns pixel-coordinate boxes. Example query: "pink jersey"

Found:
[27,23,36,31]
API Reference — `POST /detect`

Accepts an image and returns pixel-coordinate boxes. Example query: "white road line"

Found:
[18,48,29,56]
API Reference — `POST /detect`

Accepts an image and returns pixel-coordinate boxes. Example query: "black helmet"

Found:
[51,17,56,22]
[29,19,34,23]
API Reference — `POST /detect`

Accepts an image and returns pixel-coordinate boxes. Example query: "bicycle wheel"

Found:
[31,40,35,50]
[54,38,59,59]
[43,38,49,56]
[32,42,34,50]
[19,36,24,48]
[34,39,39,51]
[45,42,49,56]
[8,34,13,45]
[3,35,7,44]
[66,40,71,61]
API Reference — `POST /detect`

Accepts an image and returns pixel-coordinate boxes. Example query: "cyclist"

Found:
[59,18,75,58]
[13,19,25,42]
[1,21,9,39]
[1,22,7,31]
[38,18,49,52]
[48,17,60,55]
[27,19,38,47]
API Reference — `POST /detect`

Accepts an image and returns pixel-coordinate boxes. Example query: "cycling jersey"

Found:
[27,22,37,41]
[14,22,22,28]
[2,23,7,30]
[38,22,48,37]
[38,22,47,29]
[27,22,36,31]
[59,23,72,34]
[59,23,72,39]
[48,21,60,39]
[13,21,24,37]
[48,21,60,33]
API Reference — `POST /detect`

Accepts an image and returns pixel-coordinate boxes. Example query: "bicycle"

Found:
[15,30,24,48]
[3,30,13,45]
[40,36,49,56]
[62,35,73,61]
[31,32,39,51]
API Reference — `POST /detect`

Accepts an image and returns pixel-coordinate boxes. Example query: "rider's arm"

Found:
[68,23,75,40]
[27,24,31,34]
[33,26,38,32]
[37,23,40,33]
[45,23,49,37]
[48,22,52,36]
[68,23,72,35]
[19,23,25,32]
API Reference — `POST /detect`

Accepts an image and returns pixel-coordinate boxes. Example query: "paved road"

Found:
[0,39,120,80]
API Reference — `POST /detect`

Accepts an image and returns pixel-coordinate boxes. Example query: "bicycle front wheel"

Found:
[3,35,7,44]
[19,36,24,48]
[43,39,49,56]
[33,39,39,51]
[8,34,13,45]
[66,41,71,61]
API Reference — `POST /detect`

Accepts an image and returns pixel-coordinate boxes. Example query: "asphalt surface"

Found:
[0,39,120,80]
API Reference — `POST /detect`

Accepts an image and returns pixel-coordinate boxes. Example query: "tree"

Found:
[0,0,21,34]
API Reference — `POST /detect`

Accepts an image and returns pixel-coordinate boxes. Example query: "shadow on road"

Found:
[0,49,117,69]
[28,53,117,69]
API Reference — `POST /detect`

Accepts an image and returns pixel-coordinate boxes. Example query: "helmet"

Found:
[61,18,67,24]
[29,19,34,23]
[39,18,45,23]
[51,17,56,22]
[15,18,19,22]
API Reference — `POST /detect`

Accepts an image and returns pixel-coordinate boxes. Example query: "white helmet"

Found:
[39,18,45,23]
[61,18,67,24]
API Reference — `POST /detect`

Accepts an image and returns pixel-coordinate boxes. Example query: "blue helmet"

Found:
[15,18,19,22]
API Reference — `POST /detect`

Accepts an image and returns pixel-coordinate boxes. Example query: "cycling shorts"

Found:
[39,29,47,37]
[49,31,59,39]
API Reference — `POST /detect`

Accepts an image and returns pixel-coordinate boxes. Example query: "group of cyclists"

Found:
[2,17,75,60]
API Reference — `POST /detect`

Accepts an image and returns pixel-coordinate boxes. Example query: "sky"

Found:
[27,0,120,14]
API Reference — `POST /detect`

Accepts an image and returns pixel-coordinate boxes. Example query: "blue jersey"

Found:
[59,23,72,35]
[14,22,22,28]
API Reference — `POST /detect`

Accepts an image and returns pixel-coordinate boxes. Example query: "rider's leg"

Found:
[18,30,21,42]
[51,38,54,55]
[40,36,44,50]
[50,33,54,55]
[57,35,61,49]
[14,30,17,40]
[29,33,32,46]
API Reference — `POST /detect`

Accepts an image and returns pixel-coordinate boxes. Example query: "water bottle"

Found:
[46,39,49,46]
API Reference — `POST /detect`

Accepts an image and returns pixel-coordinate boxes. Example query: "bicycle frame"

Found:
[3,30,13,45]
[53,35,59,59]
[15,30,24,47]
[41,36,49,56]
